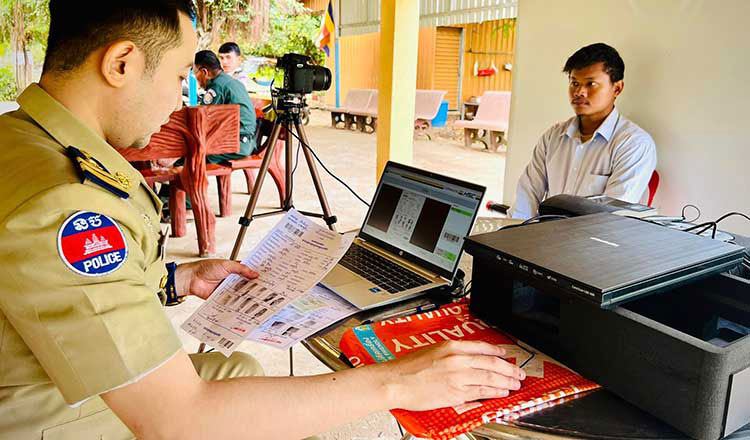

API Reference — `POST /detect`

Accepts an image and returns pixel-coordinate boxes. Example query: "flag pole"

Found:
[334,0,341,108]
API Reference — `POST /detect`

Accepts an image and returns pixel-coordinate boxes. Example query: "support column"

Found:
[376,0,420,179]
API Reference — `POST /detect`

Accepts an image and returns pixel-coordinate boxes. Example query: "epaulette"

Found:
[66,146,131,199]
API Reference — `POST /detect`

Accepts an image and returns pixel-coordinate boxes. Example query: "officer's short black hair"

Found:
[563,43,625,83]
[194,50,223,73]
[43,0,195,75]
[218,42,241,56]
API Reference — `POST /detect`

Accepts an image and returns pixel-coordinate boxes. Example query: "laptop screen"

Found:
[359,162,485,278]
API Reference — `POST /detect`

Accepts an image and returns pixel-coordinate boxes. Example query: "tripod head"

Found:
[271,88,308,123]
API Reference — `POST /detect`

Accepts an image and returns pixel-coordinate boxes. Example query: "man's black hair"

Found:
[563,43,624,83]
[194,50,223,72]
[218,42,241,56]
[43,0,195,75]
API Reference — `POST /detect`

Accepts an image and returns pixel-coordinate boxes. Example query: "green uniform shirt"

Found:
[201,72,257,156]
[0,84,182,438]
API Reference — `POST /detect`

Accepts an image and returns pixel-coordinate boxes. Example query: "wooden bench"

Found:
[454,91,511,151]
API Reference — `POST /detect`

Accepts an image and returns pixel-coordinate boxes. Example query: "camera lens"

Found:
[310,65,332,92]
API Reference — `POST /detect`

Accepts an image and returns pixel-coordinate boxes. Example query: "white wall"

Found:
[504,0,750,236]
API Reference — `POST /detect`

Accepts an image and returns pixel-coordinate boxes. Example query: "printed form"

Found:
[181,209,353,355]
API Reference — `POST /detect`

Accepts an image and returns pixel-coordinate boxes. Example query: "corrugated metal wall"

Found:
[434,27,463,108]
[324,27,438,106]
[339,0,518,36]
[323,18,515,108]
[301,0,329,13]
[460,18,516,100]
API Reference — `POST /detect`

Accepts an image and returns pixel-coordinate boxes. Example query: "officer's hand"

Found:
[175,259,258,300]
[381,340,526,411]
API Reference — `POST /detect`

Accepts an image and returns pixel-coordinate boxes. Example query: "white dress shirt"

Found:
[510,107,657,219]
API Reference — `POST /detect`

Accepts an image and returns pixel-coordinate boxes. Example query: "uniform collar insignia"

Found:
[66,146,130,199]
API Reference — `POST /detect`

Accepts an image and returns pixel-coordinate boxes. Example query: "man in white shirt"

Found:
[510,43,657,219]
[218,41,249,86]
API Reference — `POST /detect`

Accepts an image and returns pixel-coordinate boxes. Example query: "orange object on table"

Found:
[339,301,600,440]
[117,105,240,257]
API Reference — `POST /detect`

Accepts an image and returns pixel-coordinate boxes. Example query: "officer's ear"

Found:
[100,40,143,88]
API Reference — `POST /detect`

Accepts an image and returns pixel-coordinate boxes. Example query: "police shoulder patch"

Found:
[203,89,216,104]
[57,211,128,277]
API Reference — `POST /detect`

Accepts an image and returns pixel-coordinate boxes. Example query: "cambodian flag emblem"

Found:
[57,211,128,276]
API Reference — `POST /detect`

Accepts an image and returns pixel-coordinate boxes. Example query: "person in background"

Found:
[510,43,656,219]
[193,49,256,162]
[218,41,249,85]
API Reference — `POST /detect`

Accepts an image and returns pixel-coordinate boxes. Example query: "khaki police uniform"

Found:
[0,84,263,440]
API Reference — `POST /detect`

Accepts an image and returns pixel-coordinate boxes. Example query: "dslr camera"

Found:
[277,53,332,94]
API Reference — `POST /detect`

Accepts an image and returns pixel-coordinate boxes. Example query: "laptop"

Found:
[322,161,486,310]
[466,212,746,308]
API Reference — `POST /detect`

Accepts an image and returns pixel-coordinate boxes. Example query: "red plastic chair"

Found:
[647,170,660,207]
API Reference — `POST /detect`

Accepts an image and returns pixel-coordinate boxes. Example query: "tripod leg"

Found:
[283,126,294,209]
[230,122,284,260]
[293,121,337,231]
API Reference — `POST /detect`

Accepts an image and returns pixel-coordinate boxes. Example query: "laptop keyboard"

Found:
[339,245,432,294]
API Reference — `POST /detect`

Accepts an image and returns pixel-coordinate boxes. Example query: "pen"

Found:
[361,303,438,325]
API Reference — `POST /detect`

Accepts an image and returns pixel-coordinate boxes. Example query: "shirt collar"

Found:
[17,83,146,197]
[207,72,228,88]
[563,107,620,142]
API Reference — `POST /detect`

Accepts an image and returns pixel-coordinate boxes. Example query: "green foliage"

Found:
[0,64,17,100]
[250,0,325,65]
[0,0,50,46]
[254,64,284,83]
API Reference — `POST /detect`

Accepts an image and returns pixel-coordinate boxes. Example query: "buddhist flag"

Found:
[316,0,335,57]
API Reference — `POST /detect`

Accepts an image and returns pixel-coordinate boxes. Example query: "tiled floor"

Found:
[164,109,506,439]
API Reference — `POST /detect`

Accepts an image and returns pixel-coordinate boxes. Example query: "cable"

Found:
[683,221,715,233]
[681,204,701,223]
[694,222,717,239]
[713,212,750,226]
[286,128,371,207]
[521,214,569,225]
[454,279,472,300]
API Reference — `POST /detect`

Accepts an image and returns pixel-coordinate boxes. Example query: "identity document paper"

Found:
[182,209,353,355]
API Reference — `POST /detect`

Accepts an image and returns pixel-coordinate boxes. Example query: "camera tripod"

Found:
[229,92,338,260]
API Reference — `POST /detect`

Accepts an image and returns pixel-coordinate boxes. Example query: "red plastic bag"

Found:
[339,301,599,440]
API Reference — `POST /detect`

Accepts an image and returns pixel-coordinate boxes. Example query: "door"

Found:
[434,27,463,110]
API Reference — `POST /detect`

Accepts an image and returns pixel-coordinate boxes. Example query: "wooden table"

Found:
[117,104,240,257]
[302,217,750,440]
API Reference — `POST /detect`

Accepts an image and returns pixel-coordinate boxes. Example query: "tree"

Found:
[251,0,323,65]
[194,0,269,49]
[0,0,49,93]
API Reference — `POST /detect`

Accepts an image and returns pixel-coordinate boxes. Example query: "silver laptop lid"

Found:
[358,161,486,280]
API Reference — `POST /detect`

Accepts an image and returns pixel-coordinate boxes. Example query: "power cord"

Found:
[286,128,371,207]
[681,204,701,223]
[268,79,369,208]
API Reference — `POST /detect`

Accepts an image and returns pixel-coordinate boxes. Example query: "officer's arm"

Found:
[102,342,524,439]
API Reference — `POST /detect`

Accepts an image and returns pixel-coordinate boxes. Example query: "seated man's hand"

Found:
[382,340,526,411]
[175,259,258,300]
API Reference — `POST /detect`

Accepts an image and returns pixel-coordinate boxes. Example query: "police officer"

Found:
[0,2,525,439]
[193,49,257,162]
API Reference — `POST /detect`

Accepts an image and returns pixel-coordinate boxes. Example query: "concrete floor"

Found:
[164,109,506,439]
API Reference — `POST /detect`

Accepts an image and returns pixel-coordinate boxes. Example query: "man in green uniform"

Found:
[0,2,525,439]
[194,49,257,162]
